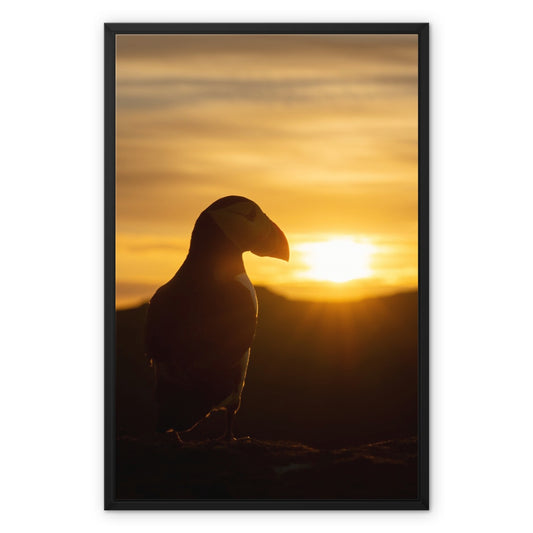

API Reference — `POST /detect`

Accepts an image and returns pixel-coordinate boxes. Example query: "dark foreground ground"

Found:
[116,435,417,500]
[115,288,419,500]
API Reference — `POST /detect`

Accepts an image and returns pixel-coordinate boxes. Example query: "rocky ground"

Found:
[116,435,418,500]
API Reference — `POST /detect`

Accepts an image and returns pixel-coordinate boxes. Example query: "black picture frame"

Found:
[104,22,429,510]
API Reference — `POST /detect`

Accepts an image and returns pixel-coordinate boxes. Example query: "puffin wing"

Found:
[145,278,257,431]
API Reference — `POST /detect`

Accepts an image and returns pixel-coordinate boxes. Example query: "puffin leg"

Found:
[164,428,183,446]
[218,407,251,442]
[221,408,237,441]
[174,430,184,445]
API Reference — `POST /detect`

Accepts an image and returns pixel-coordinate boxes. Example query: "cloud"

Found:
[116,75,418,110]
[116,34,417,67]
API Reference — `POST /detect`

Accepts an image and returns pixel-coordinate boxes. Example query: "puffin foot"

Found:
[215,433,251,443]
[216,432,236,442]
[163,429,184,447]
[213,408,252,443]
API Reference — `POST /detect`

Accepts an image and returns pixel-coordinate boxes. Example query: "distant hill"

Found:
[116,287,418,448]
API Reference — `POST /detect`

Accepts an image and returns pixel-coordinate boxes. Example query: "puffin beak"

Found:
[251,217,290,261]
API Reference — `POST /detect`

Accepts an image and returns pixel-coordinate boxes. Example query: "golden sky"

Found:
[115,34,418,308]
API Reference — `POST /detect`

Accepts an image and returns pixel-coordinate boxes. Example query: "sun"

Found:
[296,238,375,283]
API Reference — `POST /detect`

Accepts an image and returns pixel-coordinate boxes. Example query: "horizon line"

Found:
[115,285,418,312]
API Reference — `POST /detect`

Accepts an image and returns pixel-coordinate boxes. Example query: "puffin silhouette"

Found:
[145,196,289,442]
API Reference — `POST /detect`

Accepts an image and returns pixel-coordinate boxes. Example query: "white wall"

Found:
[1,1,532,530]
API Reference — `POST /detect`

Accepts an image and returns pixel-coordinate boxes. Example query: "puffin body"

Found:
[145,196,289,439]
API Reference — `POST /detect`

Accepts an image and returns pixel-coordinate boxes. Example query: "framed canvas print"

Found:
[104,23,429,510]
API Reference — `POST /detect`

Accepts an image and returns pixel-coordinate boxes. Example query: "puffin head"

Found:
[202,196,289,261]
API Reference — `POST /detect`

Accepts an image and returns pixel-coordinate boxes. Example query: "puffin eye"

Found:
[244,207,257,222]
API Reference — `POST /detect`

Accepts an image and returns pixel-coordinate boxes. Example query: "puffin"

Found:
[145,196,289,442]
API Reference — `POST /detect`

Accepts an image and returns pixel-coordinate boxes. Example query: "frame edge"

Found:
[103,22,430,511]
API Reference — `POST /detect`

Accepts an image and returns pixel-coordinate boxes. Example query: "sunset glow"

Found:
[115,34,418,307]
[296,238,375,283]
